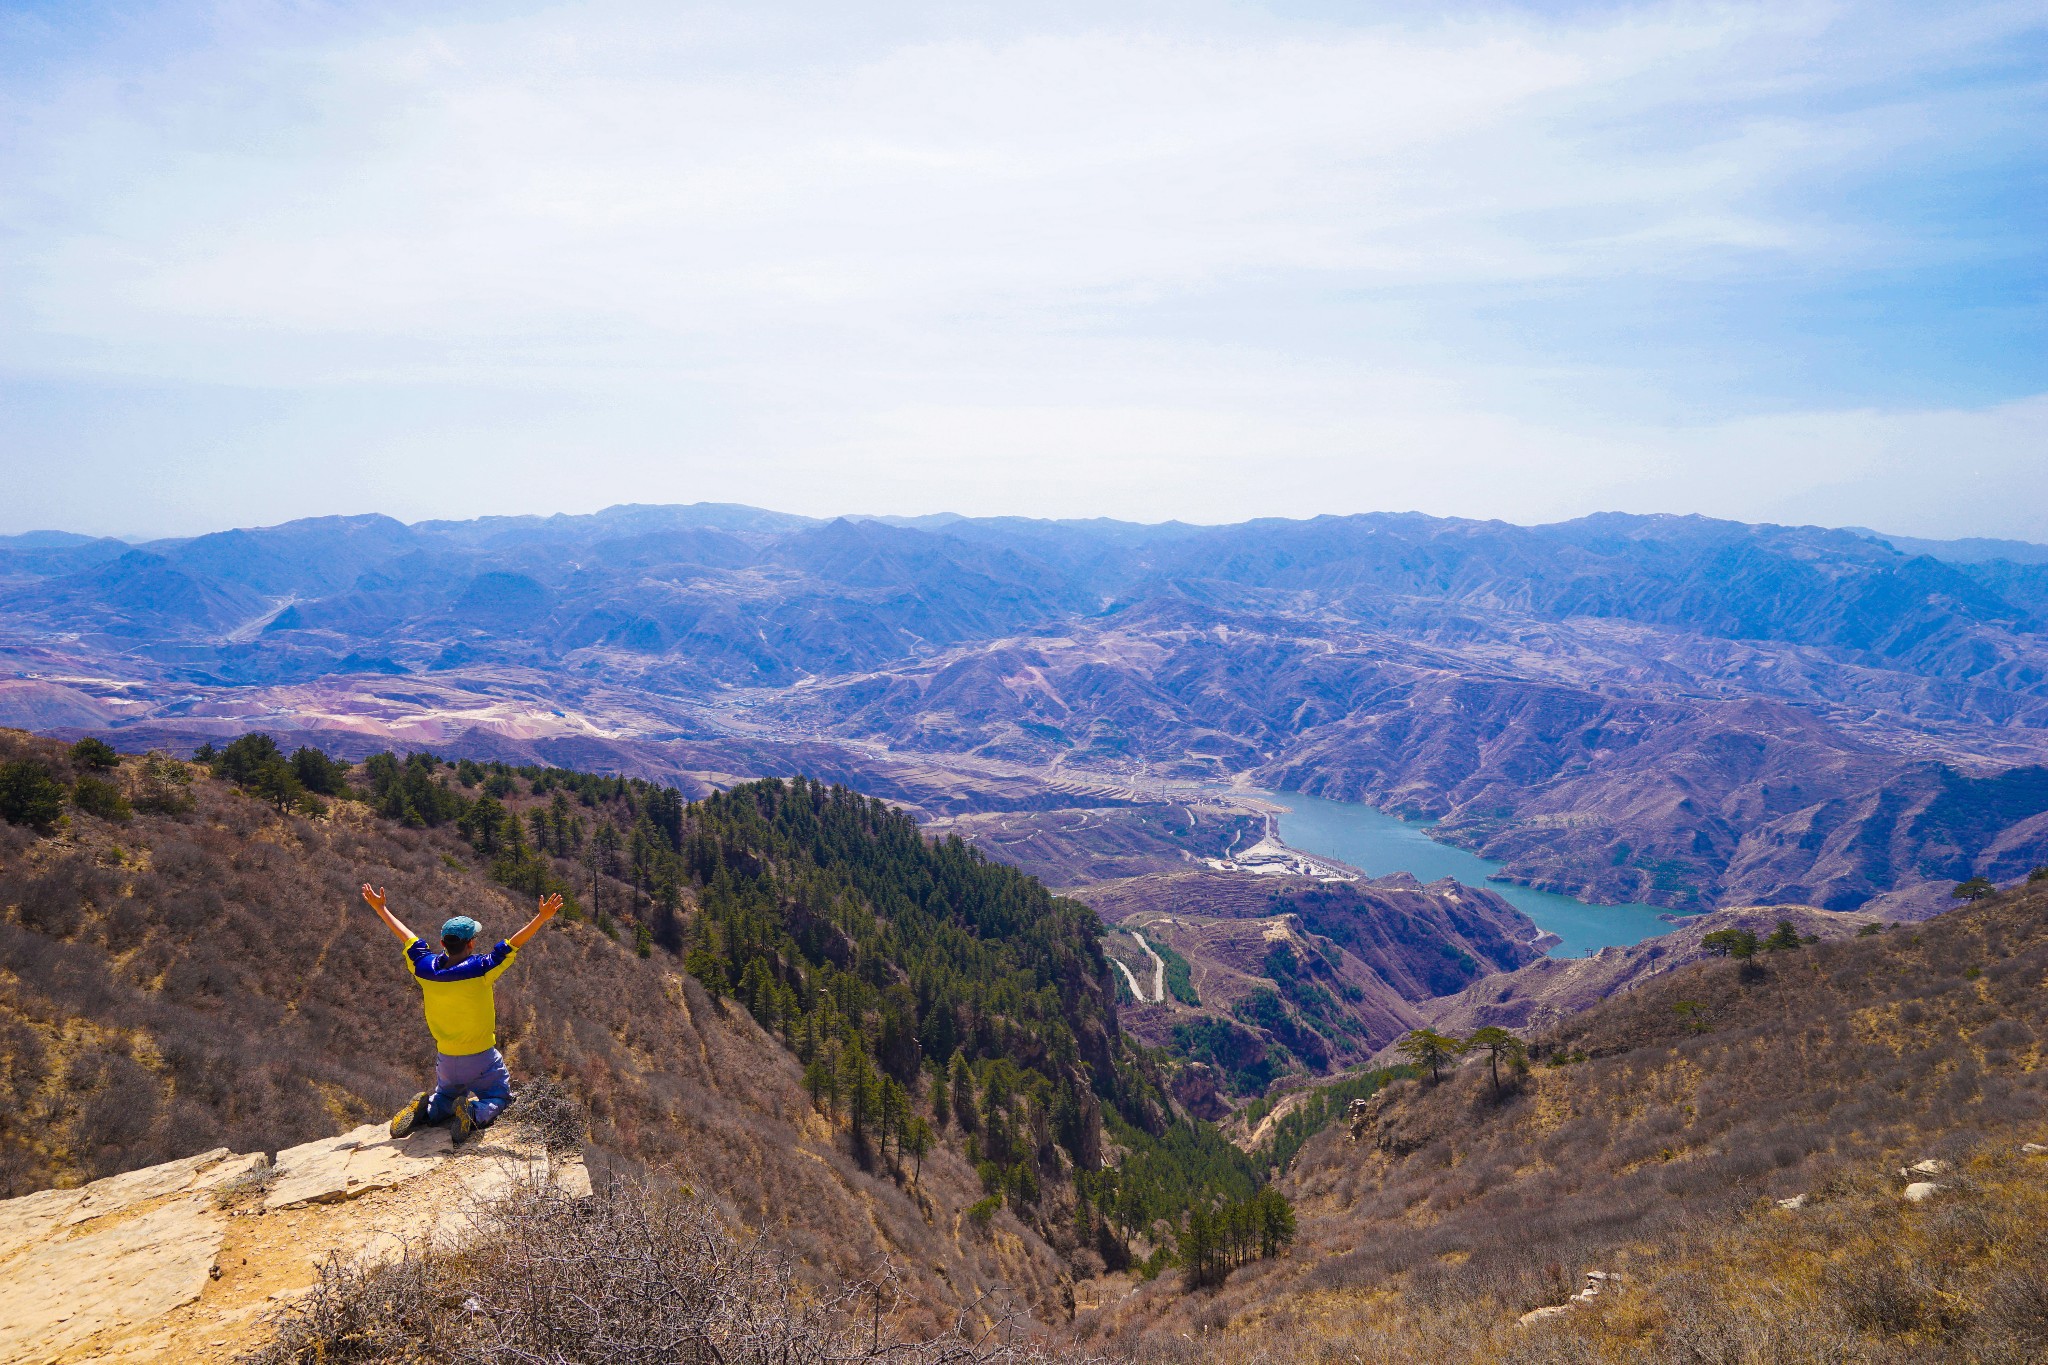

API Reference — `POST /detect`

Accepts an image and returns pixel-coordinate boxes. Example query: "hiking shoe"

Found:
[389,1091,432,1140]
[450,1097,480,1146]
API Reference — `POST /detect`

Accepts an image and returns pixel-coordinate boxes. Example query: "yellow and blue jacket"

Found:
[403,937,519,1056]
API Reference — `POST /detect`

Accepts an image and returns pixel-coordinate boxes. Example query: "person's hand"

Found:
[361,884,387,914]
[538,892,564,920]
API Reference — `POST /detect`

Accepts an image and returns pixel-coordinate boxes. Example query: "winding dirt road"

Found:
[1109,929,1169,1004]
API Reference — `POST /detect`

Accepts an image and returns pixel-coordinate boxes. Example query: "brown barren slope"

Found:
[1065,870,1545,1106]
[1416,903,1880,1037]
[1079,880,2048,1364]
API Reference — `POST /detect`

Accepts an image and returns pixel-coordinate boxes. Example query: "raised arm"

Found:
[508,893,564,950]
[359,884,418,946]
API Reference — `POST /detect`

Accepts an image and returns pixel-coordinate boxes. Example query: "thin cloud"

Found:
[0,0,2041,538]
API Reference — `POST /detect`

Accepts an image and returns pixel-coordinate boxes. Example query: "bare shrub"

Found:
[1827,1253,1929,1336]
[247,1176,1111,1365]
[507,1075,587,1154]
[1977,1255,2048,1362]
[212,1162,280,1210]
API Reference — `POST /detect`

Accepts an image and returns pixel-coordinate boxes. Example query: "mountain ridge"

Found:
[6,505,2048,915]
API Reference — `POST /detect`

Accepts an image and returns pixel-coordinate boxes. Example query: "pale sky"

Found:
[2,1,2044,540]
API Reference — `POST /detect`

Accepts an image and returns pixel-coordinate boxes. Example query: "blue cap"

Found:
[441,916,482,943]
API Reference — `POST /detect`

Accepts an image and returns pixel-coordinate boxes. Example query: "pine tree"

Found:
[927,1059,952,1129]
[903,1116,933,1183]
[1255,1187,1296,1258]
[684,933,729,1002]
[1396,1028,1465,1084]
[950,1054,980,1134]
[69,737,119,771]
[0,760,68,830]
[1465,1026,1526,1095]
[1180,1203,1221,1287]
[1762,920,1803,952]
[1701,927,1760,960]
[879,1080,909,1166]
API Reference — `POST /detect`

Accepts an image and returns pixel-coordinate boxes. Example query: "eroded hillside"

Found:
[1070,870,1545,1108]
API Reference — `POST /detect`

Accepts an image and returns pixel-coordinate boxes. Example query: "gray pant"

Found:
[426,1048,512,1124]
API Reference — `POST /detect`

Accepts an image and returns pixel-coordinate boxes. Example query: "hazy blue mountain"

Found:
[148,514,422,597]
[1848,526,2048,565]
[412,501,817,548]
[0,530,113,549]
[4,503,2047,914]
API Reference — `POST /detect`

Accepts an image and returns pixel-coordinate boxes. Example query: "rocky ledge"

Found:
[0,1121,588,1365]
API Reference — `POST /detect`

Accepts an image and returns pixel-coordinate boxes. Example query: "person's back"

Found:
[359,885,562,1142]
[406,933,518,1056]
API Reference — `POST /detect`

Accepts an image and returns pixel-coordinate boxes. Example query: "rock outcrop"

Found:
[1515,1270,1621,1325]
[0,1122,586,1365]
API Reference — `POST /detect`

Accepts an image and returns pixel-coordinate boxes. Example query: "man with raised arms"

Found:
[359,882,562,1143]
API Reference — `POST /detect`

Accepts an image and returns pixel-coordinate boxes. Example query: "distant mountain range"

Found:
[5,503,2048,915]
[1847,526,2048,565]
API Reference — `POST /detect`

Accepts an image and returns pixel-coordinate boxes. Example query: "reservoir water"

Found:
[1266,791,1689,958]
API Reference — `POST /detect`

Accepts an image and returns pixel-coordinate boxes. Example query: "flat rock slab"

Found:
[552,1153,592,1200]
[0,1148,257,1271]
[1518,1305,1571,1325]
[267,1122,453,1210]
[0,1186,86,1264]
[60,1148,236,1228]
[0,1194,225,1363]
[0,1122,581,1362]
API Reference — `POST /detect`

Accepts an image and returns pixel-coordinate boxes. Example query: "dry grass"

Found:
[248,1174,1113,1365]
[1118,1138,2048,1365]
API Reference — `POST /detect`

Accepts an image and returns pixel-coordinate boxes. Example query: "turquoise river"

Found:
[1265,791,1692,958]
